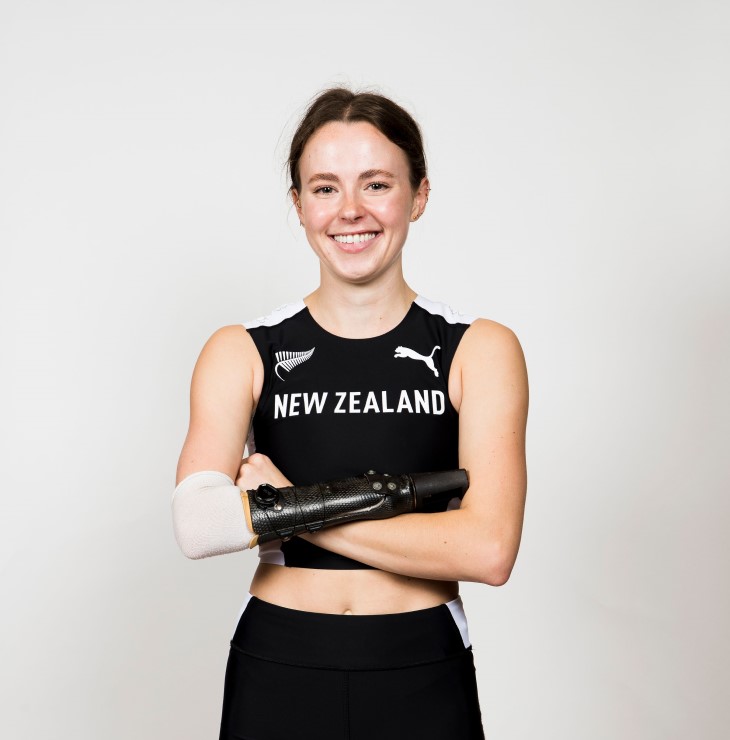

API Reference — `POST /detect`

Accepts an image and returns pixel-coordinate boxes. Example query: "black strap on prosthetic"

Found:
[246,469,469,546]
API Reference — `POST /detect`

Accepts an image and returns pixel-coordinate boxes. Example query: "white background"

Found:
[2,1,729,738]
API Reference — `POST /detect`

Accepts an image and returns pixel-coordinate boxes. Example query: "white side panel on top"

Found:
[415,295,476,325]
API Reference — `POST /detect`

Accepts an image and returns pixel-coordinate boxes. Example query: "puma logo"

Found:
[394,345,441,377]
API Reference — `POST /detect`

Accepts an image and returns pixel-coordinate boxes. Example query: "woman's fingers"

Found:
[236,453,292,490]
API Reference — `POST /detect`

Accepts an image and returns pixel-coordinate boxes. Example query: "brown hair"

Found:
[288,87,427,195]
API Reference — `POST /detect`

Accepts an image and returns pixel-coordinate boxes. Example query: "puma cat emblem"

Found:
[394,345,441,377]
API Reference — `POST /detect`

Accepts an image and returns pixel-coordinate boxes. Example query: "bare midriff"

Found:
[250,563,458,615]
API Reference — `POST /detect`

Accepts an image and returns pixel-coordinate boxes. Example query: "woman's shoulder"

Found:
[455,316,526,385]
[194,298,311,375]
[412,294,523,359]
[189,324,265,404]
[415,295,521,344]
[466,315,521,341]
[197,297,308,357]
[194,324,259,375]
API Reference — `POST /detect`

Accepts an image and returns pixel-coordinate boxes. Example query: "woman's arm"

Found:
[172,325,263,558]
[296,319,529,585]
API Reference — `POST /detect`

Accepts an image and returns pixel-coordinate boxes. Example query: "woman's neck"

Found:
[304,274,417,340]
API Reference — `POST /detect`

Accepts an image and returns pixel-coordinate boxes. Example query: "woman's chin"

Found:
[315,241,404,286]
[318,258,375,284]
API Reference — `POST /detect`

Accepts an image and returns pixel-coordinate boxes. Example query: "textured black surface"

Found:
[249,470,468,544]
[250,473,414,544]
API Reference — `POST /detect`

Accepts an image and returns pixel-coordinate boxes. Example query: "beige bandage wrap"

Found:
[171,470,256,559]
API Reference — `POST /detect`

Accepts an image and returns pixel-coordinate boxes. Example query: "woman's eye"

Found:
[367,182,389,191]
[314,186,335,195]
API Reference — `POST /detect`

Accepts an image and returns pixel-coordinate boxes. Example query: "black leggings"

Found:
[219,595,484,740]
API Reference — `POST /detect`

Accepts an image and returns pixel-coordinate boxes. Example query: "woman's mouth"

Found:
[331,232,379,244]
[329,231,381,253]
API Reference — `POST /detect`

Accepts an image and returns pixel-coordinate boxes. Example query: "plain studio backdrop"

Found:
[1,1,728,738]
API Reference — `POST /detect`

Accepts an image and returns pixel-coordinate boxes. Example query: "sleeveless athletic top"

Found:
[243,295,476,569]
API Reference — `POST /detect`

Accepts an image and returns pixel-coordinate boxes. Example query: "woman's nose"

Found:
[339,191,365,221]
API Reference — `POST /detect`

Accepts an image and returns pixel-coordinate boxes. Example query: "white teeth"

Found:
[333,232,377,244]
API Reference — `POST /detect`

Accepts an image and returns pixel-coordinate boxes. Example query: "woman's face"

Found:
[294,121,428,286]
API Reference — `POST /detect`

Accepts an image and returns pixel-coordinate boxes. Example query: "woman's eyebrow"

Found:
[307,169,397,185]
[308,172,339,184]
[359,169,396,180]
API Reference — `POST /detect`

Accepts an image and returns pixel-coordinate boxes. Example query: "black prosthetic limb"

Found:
[245,469,469,546]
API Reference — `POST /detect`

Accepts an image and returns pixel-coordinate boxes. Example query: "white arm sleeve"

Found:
[171,470,255,560]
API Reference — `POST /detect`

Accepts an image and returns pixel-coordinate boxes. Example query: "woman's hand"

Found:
[236,453,292,491]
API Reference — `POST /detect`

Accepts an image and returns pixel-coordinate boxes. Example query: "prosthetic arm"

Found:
[241,469,469,547]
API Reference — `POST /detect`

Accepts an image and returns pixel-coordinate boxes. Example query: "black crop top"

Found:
[244,295,475,569]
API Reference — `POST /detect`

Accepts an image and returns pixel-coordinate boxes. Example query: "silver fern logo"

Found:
[274,347,315,381]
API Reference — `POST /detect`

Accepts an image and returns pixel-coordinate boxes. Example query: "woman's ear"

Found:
[411,177,430,222]
[291,190,304,226]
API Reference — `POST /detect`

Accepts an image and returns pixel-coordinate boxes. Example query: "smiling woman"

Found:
[172,87,528,740]
[293,119,429,286]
